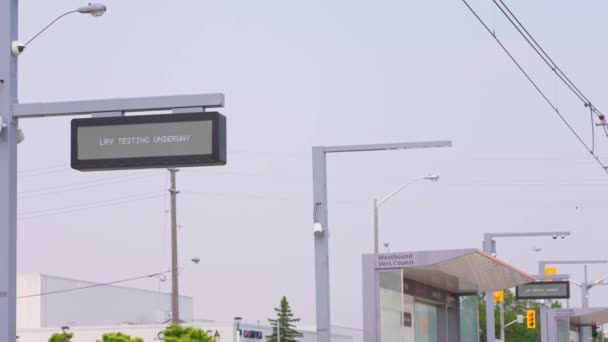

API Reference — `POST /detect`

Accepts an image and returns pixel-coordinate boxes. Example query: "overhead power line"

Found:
[19,171,160,199]
[459,0,608,174]
[17,270,170,299]
[19,192,164,220]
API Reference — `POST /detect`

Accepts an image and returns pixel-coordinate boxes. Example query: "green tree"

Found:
[49,332,73,342]
[267,296,303,342]
[96,332,144,342]
[163,324,215,342]
[478,289,562,341]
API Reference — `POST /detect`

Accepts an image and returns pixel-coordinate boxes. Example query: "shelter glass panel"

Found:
[459,295,478,341]
[580,326,591,341]
[556,317,569,342]
[379,270,403,342]
[414,302,438,342]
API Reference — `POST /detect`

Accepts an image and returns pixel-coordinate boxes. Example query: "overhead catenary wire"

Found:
[491,0,604,153]
[459,0,608,174]
[492,0,599,115]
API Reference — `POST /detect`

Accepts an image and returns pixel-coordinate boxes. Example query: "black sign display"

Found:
[402,312,412,327]
[243,330,263,339]
[71,112,226,171]
[516,281,570,300]
[403,278,455,305]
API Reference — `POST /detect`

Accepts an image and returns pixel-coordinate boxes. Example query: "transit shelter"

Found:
[362,249,535,342]
[547,307,608,342]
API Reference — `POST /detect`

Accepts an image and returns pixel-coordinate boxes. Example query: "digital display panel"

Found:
[516,281,570,300]
[71,112,226,171]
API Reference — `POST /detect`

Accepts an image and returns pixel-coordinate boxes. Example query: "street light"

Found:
[61,326,69,342]
[177,256,201,276]
[77,3,107,16]
[373,174,439,253]
[234,317,242,342]
[481,231,571,342]
[11,3,107,56]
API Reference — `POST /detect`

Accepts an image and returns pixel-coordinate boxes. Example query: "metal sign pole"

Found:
[0,0,19,341]
[538,262,549,342]
[312,147,331,342]
[482,237,496,342]
[0,4,224,340]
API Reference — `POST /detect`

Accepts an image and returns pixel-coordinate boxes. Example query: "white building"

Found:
[17,274,192,329]
[16,273,362,342]
[18,322,361,342]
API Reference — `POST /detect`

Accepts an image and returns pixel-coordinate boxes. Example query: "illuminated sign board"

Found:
[71,112,226,171]
[516,281,570,300]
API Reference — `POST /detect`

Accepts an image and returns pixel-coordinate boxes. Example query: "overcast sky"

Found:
[13,0,608,329]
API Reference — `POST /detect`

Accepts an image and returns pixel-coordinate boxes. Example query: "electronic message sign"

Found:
[71,112,226,171]
[516,281,570,300]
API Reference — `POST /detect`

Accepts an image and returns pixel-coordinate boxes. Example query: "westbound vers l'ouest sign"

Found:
[71,112,226,171]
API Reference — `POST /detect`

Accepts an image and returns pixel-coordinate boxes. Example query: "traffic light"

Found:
[592,323,598,337]
[526,309,536,329]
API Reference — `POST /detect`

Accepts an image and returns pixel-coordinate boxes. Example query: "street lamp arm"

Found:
[23,10,79,47]
[377,177,424,206]
[13,3,107,56]
[589,275,608,289]
[377,174,438,206]
[569,280,582,288]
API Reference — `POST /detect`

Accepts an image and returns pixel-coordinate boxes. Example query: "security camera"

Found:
[17,127,24,144]
[191,257,200,264]
[552,234,558,240]
[11,41,25,57]
[560,234,566,239]
[313,222,324,237]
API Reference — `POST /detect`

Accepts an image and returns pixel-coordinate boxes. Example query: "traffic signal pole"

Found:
[499,302,505,342]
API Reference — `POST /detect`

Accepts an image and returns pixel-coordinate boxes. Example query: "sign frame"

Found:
[71,111,226,171]
[493,290,504,302]
[516,281,570,300]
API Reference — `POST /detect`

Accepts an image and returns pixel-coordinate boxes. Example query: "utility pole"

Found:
[169,168,180,323]
[373,199,379,254]
[583,264,589,309]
